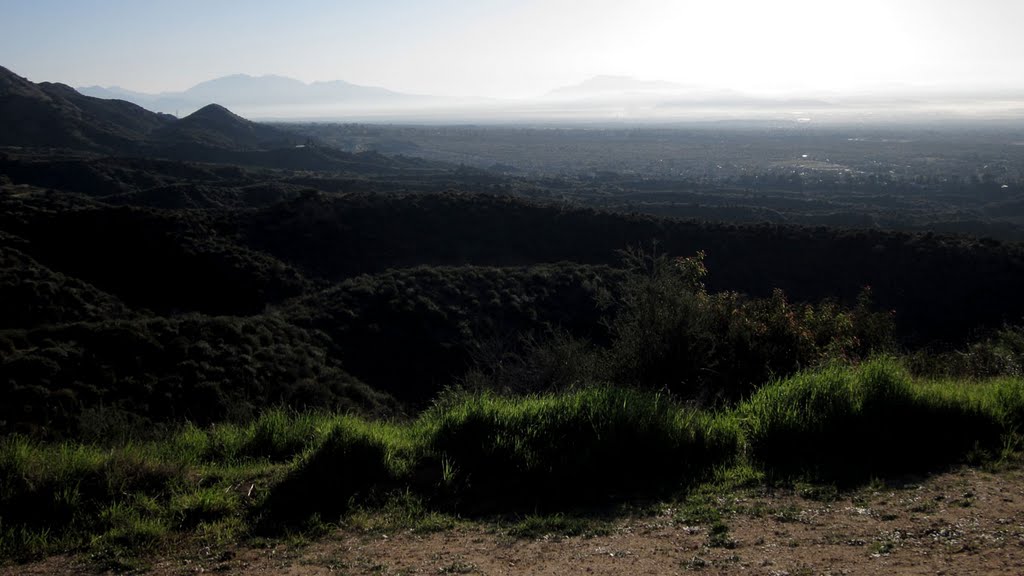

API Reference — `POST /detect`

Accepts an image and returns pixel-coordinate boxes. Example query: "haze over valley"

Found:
[73,72,1024,123]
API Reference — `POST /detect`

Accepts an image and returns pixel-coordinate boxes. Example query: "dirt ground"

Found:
[11,466,1024,575]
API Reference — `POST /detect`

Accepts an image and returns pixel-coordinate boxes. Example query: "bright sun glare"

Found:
[558,0,925,95]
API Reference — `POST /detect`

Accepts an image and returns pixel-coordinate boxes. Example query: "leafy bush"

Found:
[462,329,606,394]
[906,326,1024,379]
[603,247,894,402]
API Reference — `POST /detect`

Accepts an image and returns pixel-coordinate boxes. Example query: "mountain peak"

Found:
[154,102,292,149]
[186,103,244,120]
[0,64,174,150]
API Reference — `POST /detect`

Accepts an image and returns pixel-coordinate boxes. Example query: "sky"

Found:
[2,0,1023,99]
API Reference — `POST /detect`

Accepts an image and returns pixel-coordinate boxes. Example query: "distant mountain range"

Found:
[8,63,1024,125]
[79,74,430,117]
[546,75,696,98]
[0,64,448,173]
[0,64,303,151]
[0,65,177,150]
[82,73,812,118]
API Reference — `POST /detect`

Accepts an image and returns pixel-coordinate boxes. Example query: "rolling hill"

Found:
[0,65,174,151]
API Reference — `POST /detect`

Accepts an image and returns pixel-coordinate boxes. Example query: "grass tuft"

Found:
[741,357,1009,480]
[424,387,736,510]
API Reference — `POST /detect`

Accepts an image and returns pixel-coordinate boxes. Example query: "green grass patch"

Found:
[258,415,417,524]
[346,490,457,534]
[3,362,1024,563]
[422,386,737,510]
[740,357,1008,481]
[506,513,612,539]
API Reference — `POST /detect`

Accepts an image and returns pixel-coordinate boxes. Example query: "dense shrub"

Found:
[603,247,894,402]
[905,326,1024,379]
[0,316,397,439]
[283,263,620,405]
[462,328,607,394]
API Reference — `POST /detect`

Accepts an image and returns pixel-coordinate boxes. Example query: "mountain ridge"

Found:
[0,65,307,154]
[0,65,176,151]
[78,73,426,116]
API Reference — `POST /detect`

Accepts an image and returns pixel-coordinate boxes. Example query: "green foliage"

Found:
[0,316,396,438]
[191,409,335,463]
[283,263,619,405]
[170,488,239,528]
[507,514,611,539]
[603,247,894,402]
[0,437,181,559]
[345,490,456,534]
[3,370,1024,561]
[423,386,736,510]
[906,326,1024,379]
[740,358,1004,480]
[259,417,414,524]
[707,521,736,548]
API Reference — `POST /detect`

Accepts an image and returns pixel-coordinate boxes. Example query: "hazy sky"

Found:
[2,0,1022,98]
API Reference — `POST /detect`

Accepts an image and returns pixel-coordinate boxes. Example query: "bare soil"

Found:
[10,466,1024,575]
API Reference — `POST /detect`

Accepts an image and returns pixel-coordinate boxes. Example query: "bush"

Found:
[906,326,1024,379]
[463,329,607,394]
[603,247,894,403]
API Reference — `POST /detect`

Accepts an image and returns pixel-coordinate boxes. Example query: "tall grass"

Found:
[164,408,338,464]
[740,357,1007,480]
[422,387,736,510]
[3,363,1024,562]
[258,416,418,524]
[0,437,181,559]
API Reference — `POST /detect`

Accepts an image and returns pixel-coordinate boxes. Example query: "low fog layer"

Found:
[78,74,1024,124]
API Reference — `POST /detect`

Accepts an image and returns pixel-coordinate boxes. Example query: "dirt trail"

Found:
[10,466,1024,575]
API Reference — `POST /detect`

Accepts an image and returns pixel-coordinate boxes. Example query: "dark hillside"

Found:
[241,191,1024,342]
[0,315,396,438]
[150,103,295,149]
[0,65,174,151]
[0,190,309,315]
[0,67,437,175]
[0,244,132,329]
[282,264,623,404]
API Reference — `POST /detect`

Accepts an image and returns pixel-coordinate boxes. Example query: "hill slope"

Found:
[150,103,296,149]
[0,65,174,151]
